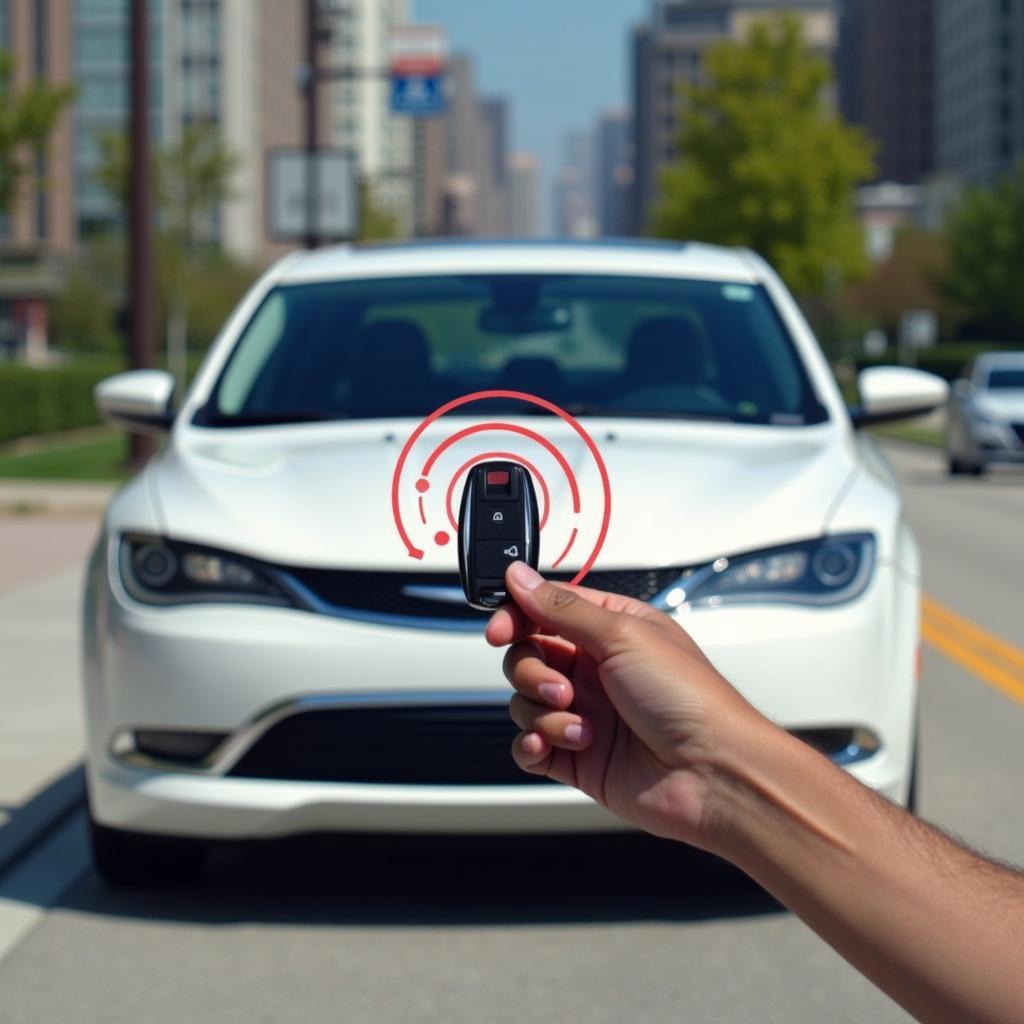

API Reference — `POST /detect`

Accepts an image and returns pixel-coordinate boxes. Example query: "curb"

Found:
[0,765,85,879]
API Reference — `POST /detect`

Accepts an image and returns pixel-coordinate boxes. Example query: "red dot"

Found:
[415,478,430,493]
[434,531,450,546]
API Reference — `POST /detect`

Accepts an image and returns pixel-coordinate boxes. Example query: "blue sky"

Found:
[416,0,649,229]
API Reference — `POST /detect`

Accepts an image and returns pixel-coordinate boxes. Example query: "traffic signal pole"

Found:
[128,0,156,466]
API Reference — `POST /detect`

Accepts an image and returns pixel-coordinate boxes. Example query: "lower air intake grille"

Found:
[227,706,558,785]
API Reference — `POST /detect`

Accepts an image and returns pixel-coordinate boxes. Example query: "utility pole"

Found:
[304,0,321,249]
[128,0,156,466]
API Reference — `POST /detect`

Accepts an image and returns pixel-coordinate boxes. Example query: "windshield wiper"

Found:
[204,409,345,426]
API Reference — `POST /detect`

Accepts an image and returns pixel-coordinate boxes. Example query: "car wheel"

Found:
[947,454,967,475]
[88,811,208,887]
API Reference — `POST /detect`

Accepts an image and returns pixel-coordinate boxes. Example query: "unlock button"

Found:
[475,503,518,538]
[475,540,524,578]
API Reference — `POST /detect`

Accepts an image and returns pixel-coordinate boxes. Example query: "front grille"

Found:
[227,706,558,785]
[1012,423,1024,445]
[285,566,689,620]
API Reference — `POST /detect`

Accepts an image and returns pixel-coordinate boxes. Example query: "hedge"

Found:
[0,354,213,444]
[0,361,128,444]
[853,342,1020,382]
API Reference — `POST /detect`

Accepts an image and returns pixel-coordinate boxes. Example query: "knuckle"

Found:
[545,584,579,614]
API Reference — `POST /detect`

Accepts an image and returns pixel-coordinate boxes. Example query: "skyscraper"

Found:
[327,0,414,235]
[507,151,540,238]
[411,54,515,237]
[594,109,633,237]
[935,0,1024,186]
[837,0,935,185]
[630,0,838,233]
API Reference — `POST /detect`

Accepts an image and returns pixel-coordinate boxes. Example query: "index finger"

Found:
[485,578,666,648]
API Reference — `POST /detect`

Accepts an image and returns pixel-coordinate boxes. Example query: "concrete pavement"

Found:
[0,508,97,864]
[0,446,1022,1022]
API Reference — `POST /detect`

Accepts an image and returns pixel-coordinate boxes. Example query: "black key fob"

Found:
[457,461,540,610]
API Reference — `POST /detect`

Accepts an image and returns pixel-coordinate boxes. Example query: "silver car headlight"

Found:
[968,405,996,425]
[664,534,876,609]
[120,535,297,607]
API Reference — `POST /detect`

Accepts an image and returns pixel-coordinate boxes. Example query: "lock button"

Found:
[474,502,520,539]
[475,540,524,579]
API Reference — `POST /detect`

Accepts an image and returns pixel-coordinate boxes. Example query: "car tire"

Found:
[88,811,208,887]
[947,454,967,475]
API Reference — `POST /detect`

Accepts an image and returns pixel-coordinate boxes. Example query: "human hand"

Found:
[486,561,766,852]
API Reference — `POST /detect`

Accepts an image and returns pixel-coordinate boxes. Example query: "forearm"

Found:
[707,716,1024,1024]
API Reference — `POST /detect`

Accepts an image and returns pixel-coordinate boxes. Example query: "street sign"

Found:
[267,149,359,241]
[391,74,445,115]
[390,24,447,116]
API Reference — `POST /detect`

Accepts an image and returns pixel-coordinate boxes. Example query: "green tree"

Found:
[93,121,237,245]
[941,161,1024,341]
[0,52,75,216]
[358,178,400,241]
[49,242,121,353]
[844,228,951,342]
[92,122,252,373]
[652,15,874,296]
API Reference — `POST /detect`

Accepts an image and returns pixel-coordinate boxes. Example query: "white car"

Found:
[83,240,947,884]
[945,351,1024,475]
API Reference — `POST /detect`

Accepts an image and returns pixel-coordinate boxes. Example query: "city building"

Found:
[631,0,838,233]
[594,109,633,236]
[855,182,923,263]
[411,53,515,237]
[507,151,540,238]
[326,0,414,236]
[0,0,74,362]
[935,0,1024,186]
[837,0,935,185]
[553,128,596,238]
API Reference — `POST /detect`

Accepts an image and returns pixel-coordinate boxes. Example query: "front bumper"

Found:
[967,420,1024,462]
[84,544,920,839]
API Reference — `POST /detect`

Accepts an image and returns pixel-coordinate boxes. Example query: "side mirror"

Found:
[850,366,949,428]
[95,370,176,435]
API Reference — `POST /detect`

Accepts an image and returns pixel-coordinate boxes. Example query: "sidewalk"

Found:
[0,512,99,874]
[0,480,116,518]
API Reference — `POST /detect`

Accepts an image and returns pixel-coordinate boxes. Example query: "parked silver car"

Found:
[946,352,1024,475]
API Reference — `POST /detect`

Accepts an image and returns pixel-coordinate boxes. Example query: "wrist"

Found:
[700,707,857,868]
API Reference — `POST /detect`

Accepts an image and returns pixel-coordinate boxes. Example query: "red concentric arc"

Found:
[422,422,580,511]
[389,390,612,587]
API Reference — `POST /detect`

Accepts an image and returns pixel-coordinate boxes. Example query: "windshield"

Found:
[199,274,828,426]
[986,368,1024,390]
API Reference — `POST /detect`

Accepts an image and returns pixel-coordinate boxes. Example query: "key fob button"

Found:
[474,502,519,538]
[475,540,525,578]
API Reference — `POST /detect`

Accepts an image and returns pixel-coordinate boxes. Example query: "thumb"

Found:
[504,561,636,662]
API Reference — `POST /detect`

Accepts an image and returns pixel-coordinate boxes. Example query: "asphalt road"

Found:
[1,441,1022,1024]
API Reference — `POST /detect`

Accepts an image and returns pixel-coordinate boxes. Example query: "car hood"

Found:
[974,392,1024,420]
[151,419,855,571]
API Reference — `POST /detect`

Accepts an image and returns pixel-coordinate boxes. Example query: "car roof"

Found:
[276,238,764,286]
[977,351,1024,369]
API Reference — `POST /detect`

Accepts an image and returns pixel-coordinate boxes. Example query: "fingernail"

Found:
[564,722,592,746]
[538,682,564,706]
[508,561,543,591]
[522,732,543,755]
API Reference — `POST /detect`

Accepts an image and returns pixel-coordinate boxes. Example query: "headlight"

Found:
[121,536,297,607]
[968,405,995,425]
[663,534,875,609]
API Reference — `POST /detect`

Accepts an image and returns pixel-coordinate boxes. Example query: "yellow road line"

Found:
[921,595,1024,706]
